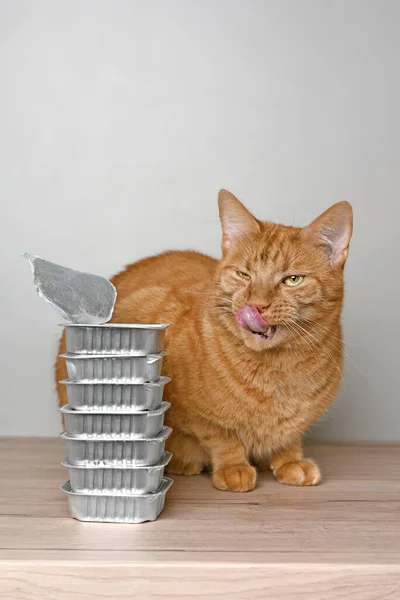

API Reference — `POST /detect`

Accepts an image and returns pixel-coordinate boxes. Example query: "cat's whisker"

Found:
[296,316,370,384]
[298,316,362,348]
[284,319,319,363]
[204,306,233,317]
[289,319,341,364]
[297,317,346,345]
[217,297,233,305]
[299,316,356,353]
[195,293,234,305]
[287,318,344,381]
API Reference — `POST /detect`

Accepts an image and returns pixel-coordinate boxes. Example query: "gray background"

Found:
[1,0,399,439]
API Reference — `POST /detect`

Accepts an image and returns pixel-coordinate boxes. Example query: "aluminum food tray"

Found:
[64,323,169,355]
[61,478,173,523]
[62,427,172,466]
[60,402,170,438]
[62,452,172,494]
[60,352,164,382]
[59,377,170,411]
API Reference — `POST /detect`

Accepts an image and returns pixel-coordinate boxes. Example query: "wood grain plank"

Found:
[1,514,399,553]
[2,550,400,564]
[1,438,400,598]
[1,562,400,600]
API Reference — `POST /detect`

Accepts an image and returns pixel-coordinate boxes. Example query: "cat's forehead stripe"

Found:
[253,227,298,271]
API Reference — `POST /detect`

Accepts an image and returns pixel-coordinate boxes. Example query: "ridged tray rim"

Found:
[60,352,165,360]
[61,451,172,470]
[59,401,171,416]
[59,376,171,386]
[60,426,172,442]
[61,477,173,498]
[61,323,170,329]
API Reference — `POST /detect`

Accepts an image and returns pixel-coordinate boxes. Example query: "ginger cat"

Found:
[56,190,353,492]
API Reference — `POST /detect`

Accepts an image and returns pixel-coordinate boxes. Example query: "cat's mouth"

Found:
[235,305,277,342]
[248,326,277,341]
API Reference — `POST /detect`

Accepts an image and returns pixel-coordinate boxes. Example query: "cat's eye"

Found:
[282,275,304,287]
[236,270,251,280]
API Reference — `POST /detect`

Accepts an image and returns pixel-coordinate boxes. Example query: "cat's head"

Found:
[216,189,353,352]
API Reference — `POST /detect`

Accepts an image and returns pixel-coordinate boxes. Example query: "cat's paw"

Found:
[212,465,257,492]
[273,459,321,486]
[167,458,203,476]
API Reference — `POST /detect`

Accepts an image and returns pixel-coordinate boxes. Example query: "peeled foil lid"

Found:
[24,253,117,324]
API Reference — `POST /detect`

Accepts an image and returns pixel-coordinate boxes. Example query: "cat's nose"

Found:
[249,302,271,313]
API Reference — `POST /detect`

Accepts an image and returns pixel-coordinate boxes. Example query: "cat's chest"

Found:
[238,379,312,425]
[226,366,327,443]
[240,362,319,406]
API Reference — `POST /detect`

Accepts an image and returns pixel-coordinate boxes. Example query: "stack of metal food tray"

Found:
[59,323,173,523]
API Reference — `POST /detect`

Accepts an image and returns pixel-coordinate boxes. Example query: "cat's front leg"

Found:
[202,433,257,492]
[270,438,321,486]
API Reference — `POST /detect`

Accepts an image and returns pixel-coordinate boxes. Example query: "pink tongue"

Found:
[235,305,270,333]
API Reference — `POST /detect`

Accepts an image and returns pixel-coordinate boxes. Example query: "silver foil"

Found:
[62,427,172,466]
[65,323,169,355]
[60,402,170,438]
[61,478,173,523]
[24,254,116,324]
[60,377,170,411]
[60,352,164,382]
[62,452,172,495]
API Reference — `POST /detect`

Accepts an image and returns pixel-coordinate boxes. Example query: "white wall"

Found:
[0,0,399,439]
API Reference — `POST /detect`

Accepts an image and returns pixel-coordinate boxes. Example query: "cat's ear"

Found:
[301,201,353,267]
[218,189,260,253]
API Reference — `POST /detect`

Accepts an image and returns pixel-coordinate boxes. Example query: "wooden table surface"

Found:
[1,438,399,599]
